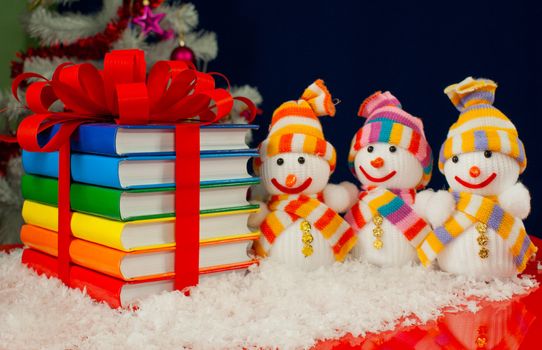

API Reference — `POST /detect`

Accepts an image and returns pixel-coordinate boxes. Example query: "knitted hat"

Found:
[348,91,433,188]
[439,77,526,173]
[255,79,336,173]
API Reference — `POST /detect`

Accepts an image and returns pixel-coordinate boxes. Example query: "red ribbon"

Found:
[6,49,256,292]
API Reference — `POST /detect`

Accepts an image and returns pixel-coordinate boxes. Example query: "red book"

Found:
[22,248,253,308]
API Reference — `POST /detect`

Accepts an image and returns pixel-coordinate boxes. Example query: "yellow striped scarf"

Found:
[256,194,356,261]
[417,192,537,273]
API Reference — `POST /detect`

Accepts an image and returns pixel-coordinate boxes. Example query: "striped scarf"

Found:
[257,193,357,261]
[345,187,432,249]
[417,192,537,273]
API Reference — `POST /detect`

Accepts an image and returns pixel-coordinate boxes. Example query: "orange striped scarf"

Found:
[256,194,356,261]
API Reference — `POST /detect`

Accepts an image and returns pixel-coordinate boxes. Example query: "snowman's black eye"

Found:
[389,145,397,153]
[367,146,374,153]
[452,155,459,163]
[277,158,284,166]
[484,150,492,158]
[297,156,305,164]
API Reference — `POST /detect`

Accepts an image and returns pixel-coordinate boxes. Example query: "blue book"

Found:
[39,123,258,157]
[22,150,258,189]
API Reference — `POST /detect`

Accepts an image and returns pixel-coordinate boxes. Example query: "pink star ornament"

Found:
[133,5,166,36]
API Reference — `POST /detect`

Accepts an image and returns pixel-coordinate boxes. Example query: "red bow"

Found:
[6,49,256,294]
[9,49,254,151]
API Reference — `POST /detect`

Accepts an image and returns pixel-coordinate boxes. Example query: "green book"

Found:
[22,174,260,222]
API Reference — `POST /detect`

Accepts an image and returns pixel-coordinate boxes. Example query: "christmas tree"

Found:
[0,0,262,244]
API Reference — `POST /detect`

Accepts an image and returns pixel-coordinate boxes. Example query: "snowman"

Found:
[416,77,537,279]
[248,79,358,270]
[344,91,434,267]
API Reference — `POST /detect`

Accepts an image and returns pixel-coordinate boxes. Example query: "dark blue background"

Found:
[70,1,541,235]
[195,1,542,236]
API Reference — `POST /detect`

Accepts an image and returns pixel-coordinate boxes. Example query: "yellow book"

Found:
[22,200,260,252]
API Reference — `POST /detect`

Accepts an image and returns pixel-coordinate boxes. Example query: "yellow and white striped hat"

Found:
[255,79,337,173]
[439,77,526,173]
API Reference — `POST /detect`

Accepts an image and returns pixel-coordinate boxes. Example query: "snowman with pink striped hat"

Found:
[345,91,434,267]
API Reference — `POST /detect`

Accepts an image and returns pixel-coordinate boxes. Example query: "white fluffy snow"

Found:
[0,249,537,350]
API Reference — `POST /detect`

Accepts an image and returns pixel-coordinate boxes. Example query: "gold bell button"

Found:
[475,222,487,234]
[372,214,384,250]
[302,232,314,244]
[479,247,489,259]
[476,336,487,348]
[300,220,314,257]
[475,222,489,259]
[302,244,314,257]
[477,235,489,246]
[372,226,384,238]
[300,221,311,232]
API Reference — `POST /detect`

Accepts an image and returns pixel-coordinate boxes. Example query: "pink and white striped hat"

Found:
[348,91,433,188]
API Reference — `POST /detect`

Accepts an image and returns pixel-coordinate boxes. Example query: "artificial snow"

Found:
[0,249,537,350]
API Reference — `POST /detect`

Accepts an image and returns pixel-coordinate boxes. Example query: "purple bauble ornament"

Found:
[170,46,196,65]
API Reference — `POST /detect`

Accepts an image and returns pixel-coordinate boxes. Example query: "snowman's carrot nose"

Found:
[370,157,384,169]
[285,174,297,187]
[469,166,481,178]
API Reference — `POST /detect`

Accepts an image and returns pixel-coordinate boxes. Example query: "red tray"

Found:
[313,236,542,350]
[5,239,542,349]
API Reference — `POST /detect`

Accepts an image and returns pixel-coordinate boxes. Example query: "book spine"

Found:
[22,152,123,189]
[71,154,123,188]
[20,224,126,280]
[71,183,123,220]
[22,151,59,178]
[21,175,124,220]
[71,212,126,250]
[21,248,60,278]
[22,249,124,309]
[71,124,119,156]
[20,224,58,256]
[22,201,59,231]
[70,265,125,308]
[69,239,126,280]
[21,175,58,205]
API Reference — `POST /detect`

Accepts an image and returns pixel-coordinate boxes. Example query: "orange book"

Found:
[21,224,258,281]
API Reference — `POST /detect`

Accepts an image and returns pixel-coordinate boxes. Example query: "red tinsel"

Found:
[10,0,165,79]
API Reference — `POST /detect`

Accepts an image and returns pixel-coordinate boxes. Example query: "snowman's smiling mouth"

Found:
[454,173,497,189]
[271,178,313,194]
[359,166,397,182]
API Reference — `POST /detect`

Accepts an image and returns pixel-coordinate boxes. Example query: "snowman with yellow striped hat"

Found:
[416,77,537,279]
[248,79,358,270]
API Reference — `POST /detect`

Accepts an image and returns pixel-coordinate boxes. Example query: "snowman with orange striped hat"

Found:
[344,91,434,267]
[248,79,358,270]
[416,77,537,279]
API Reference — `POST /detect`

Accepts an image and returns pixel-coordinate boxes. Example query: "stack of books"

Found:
[20,123,261,308]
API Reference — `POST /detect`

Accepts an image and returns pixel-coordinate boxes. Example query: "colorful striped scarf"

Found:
[417,192,537,273]
[345,187,432,249]
[257,194,356,261]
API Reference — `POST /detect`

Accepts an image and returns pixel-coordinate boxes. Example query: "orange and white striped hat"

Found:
[255,79,337,173]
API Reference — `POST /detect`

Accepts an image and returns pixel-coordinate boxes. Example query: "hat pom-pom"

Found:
[301,79,336,117]
[444,77,497,112]
[357,91,401,118]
